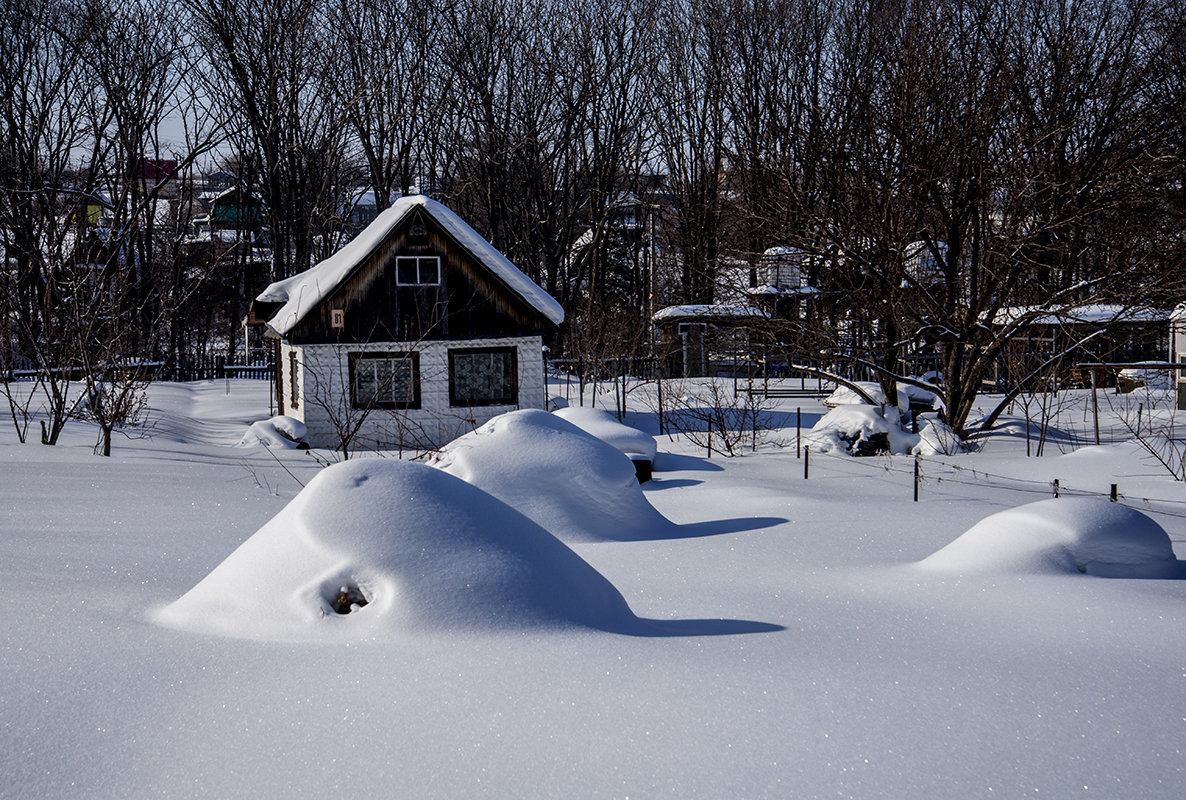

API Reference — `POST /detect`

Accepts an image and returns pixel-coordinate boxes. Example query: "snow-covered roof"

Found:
[256,195,564,336]
[652,304,771,323]
[992,304,1169,327]
[747,285,821,297]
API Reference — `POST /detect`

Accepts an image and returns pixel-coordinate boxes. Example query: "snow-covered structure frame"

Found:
[250,195,564,449]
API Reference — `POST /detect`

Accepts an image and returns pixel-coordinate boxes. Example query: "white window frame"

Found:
[395,256,440,286]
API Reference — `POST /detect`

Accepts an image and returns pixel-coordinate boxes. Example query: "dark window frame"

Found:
[349,351,421,410]
[448,346,518,407]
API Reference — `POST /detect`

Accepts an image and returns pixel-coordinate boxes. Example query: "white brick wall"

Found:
[289,336,547,451]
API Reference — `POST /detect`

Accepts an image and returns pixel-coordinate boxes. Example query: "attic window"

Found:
[396,256,439,286]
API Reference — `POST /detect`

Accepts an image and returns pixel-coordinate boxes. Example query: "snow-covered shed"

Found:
[250,195,563,450]
[652,304,771,378]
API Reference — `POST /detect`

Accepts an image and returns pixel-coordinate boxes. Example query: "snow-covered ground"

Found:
[3,378,1185,798]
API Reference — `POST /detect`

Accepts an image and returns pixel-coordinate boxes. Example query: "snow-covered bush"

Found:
[807,405,919,456]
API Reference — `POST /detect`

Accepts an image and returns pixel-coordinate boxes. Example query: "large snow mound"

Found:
[920,497,1182,578]
[152,458,637,641]
[553,406,657,461]
[430,409,677,542]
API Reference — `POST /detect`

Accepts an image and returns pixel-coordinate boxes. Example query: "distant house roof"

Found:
[992,304,1169,327]
[652,304,771,323]
[256,195,564,337]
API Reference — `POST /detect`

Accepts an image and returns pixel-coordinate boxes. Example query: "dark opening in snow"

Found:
[330,585,369,615]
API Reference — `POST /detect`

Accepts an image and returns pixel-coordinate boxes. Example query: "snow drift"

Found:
[429,409,677,542]
[153,458,639,641]
[552,406,658,461]
[236,415,308,449]
[921,497,1183,578]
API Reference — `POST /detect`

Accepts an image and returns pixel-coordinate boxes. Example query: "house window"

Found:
[351,352,420,409]
[396,256,440,286]
[449,347,517,407]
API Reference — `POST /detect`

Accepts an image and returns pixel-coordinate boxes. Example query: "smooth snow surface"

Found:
[921,497,1183,578]
[5,378,1186,799]
[429,409,675,541]
[552,405,658,460]
[154,457,638,640]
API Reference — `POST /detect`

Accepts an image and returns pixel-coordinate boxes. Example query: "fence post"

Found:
[796,407,802,458]
[1091,369,1100,445]
[804,446,809,480]
[1053,478,1060,498]
[914,455,920,502]
[1110,484,1118,502]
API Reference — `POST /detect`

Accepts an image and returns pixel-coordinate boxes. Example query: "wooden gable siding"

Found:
[287,208,553,344]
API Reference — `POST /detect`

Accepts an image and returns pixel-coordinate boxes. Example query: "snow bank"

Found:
[153,458,637,641]
[235,416,308,448]
[920,497,1182,578]
[914,416,967,456]
[553,406,657,461]
[430,410,676,542]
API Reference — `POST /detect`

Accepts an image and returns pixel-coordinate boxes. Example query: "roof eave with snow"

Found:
[257,196,564,337]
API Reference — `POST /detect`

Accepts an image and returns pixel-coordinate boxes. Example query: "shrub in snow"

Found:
[920,497,1182,578]
[236,416,308,449]
[807,405,921,456]
[153,458,638,641]
[429,409,676,542]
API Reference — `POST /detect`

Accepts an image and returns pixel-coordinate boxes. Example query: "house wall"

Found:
[289,335,546,450]
[1172,314,1186,410]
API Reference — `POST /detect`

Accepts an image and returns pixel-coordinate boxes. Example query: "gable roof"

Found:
[256,195,564,337]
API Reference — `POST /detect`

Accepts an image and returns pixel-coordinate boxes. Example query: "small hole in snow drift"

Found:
[330,585,369,614]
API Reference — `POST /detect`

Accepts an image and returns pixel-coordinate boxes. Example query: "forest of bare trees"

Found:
[3,0,1185,443]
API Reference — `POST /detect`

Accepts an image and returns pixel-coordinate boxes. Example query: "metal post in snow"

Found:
[1053,478,1060,498]
[914,454,920,502]
[1110,484,1118,502]
[804,446,810,480]
[797,407,801,458]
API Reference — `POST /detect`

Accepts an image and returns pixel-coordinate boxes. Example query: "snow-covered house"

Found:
[249,195,564,450]
[1170,303,1186,408]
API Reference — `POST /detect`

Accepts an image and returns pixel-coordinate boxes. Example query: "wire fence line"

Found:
[798,447,1186,523]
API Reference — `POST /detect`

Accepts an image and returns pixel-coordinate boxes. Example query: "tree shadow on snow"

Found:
[608,616,786,637]
[653,452,724,472]
[642,477,703,490]
[673,516,788,538]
